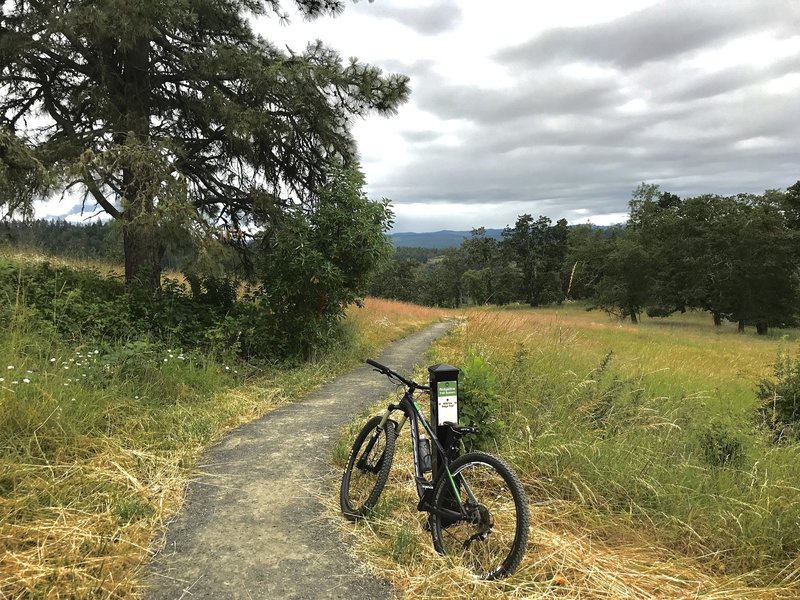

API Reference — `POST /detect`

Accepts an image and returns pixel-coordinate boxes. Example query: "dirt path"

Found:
[144,322,454,600]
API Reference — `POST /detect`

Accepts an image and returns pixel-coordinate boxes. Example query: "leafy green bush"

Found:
[458,347,506,449]
[254,167,393,359]
[757,349,800,442]
[0,258,250,358]
[698,420,746,468]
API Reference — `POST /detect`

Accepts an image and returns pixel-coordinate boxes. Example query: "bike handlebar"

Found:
[366,359,429,390]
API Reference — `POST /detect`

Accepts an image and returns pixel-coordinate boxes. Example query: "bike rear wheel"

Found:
[340,415,397,521]
[429,451,529,579]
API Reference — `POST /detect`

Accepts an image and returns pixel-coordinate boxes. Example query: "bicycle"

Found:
[339,359,529,580]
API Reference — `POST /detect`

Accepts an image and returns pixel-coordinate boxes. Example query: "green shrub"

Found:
[698,420,746,468]
[458,347,506,449]
[757,349,800,442]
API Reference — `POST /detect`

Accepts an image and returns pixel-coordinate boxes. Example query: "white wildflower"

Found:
[22,378,30,384]
[50,358,56,363]
[6,365,13,370]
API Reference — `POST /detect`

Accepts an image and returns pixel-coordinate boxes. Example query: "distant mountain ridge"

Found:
[389,229,504,249]
[389,225,618,249]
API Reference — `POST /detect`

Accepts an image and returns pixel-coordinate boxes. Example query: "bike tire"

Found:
[429,451,529,579]
[340,415,397,521]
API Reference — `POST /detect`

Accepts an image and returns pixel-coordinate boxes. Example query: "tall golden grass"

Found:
[333,304,800,598]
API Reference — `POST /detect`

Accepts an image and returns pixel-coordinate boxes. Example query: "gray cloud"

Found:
[415,72,623,124]
[357,0,462,36]
[401,129,440,143]
[372,2,800,231]
[497,0,796,70]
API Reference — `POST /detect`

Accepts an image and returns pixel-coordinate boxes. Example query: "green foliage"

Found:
[501,214,568,306]
[256,167,394,358]
[757,349,800,442]
[698,420,746,468]
[0,219,124,263]
[2,0,409,288]
[370,181,800,336]
[0,127,50,218]
[591,228,653,322]
[458,348,506,450]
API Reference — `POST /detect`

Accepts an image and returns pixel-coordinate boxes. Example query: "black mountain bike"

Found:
[340,359,529,580]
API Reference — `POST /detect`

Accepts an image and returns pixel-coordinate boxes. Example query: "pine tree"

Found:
[0,0,408,289]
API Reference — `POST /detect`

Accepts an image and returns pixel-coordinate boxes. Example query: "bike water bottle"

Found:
[418,435,432,473]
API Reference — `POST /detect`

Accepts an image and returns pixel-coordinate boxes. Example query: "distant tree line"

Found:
[370,181,800,335]
[1,219,123,263]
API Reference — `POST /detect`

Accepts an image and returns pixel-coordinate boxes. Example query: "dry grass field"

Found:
[0,251,449,600]
[333,304,800,599]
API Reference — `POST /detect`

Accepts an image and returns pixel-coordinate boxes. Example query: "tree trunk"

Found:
[629,306,638,324]
[123,222,164,290]
[119,36,161,290]
[756,321,768,335]
[738,319,745,333]
[712,311,722,326]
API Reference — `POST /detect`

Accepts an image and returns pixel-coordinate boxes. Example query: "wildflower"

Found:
[6,365,13,370]
[50,358,56,363]
[94,350,99,354]
[0,378,4,382]
[225,366,230,371]
[22,378,30,384]
[63,366,69,370]
[11,380,18,384]
[26,370,32,373]
[164,358,168,362]
[135,395,139,399]
[71,398,76,401]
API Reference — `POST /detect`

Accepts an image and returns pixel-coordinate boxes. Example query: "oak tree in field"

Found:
[502,214,568,306]
[0,0,408,289]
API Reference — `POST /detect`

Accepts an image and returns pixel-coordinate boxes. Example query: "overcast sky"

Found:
[35,0,800,232]
[257,0,800,232]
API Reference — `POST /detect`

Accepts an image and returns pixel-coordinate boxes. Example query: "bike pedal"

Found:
[423,515,433,531]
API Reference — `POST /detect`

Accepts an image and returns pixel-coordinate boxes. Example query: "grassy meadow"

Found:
[0,251,450,598]
[334,304,800,599]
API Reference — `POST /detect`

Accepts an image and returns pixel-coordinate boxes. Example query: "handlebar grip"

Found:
[366,358,389,372]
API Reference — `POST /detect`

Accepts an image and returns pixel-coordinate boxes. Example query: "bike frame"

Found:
[373,383,477,523]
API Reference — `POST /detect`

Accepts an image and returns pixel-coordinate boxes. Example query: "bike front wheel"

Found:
[340,415,397,521]
[429,451,529,579]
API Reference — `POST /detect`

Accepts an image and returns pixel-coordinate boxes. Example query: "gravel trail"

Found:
[144,321,454,600]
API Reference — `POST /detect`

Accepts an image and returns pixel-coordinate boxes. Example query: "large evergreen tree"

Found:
[0,0,408,289]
